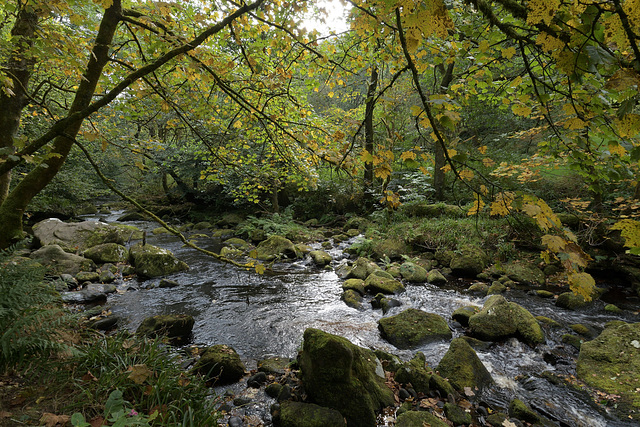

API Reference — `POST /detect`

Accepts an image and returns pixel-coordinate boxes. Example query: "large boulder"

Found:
[309,250,332,266]
[394,352,432,394]
[468,295,545,346]
[129,243,188,278]
[298,328,395,427]
[83,243,128,264]
[277,401,346,427]
[346,257,381,280]
[33,218,127,252]
[395,411,448,427]
[399,262,428,283]
[576,322,640,411]
[449,244,489,277]
[500,261,545,286]
[255,235,300,261]
[136,314,195,344]
[364,275,405,295]
[437,338,493,391]
[192,344,246,384]
[30,244,95,275]
[378,308,451,349]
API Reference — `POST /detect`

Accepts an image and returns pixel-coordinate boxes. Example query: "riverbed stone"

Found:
[136,314,194,344]
[437,337,493,391]
[576,322,640,410]
[309,250,332,266]
[364,275,405,295]
[347,257,381,280]
[501,261,546,286]
[444,402,473,425]
[298,328,395,427]
[258,357,290,374]
[468,295,545,346]
[117,211,147,221]
[378,308,451,349]
[394,352,431,394]
[342,278,365,295]
[427,268,447,285]
[452,305,480,327]
[508,398,542,424]
[33,218,129,252]
[75,271,100,283]
[395,411,448,427]
[223,237,251,251]
[278,401,346,427]
[341,289,363,309]
[487,281,507,294]
[449,244,490,277]
[30,244,95,275]
[255,235,300,261]
[399,262,428,282]
[192,344,246,384]
[555,292,591,310]
[60,288,108,304]
[467,282,489,295]
[129,243,189,278]
[83,243,128,264]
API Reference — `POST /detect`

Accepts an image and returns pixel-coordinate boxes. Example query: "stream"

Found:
[87,211,639,426]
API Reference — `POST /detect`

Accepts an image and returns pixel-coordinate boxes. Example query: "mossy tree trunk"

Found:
[432,62,455,201]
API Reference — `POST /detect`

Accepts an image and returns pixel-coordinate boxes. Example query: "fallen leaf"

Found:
[502,420,518,427]
[0,411,12,419]
[82,371,98,382]
[40,412,70,427]
[463,386,475,397]
[127,364,153,384]
[90,417,105,427]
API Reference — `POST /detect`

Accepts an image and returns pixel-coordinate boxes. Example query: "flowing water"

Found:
[88,211,638,426]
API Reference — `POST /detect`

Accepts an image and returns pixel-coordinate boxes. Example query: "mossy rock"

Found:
[75,271,100,283]
[468,295,545,347]
[129,243,189,278]
[193,221,213,230]
[395,411,448,427]
[487,281,507,295]
[33,218,126,252]
[371,237,410,261]
[395,352,431,394]
[370,269,394,279]
[136,314,194,344]
[255,235,301,261]
[310,250,332,266]
[427,269,447,285]
[569,323,595,337]
[83,243,128,264]
[346,257,381,280]
[298,328,394,427]
[218,213,244,228]
[561,334,583,350]
[556,292,591,310]
[486,412,509,426]
[373,350,403,373]
[399,262,428,283]
[535,316,561,328]
[508,398,542,424]
[437,338,493,391]
[258,357,290,374]
[278,401,346,427]
[398,202,463,219]
[605,304,623,313]
[444,402,473,425]
[152,227,170,235]
[220,246,243,258]
[430,374,455,397]
[501,261,546,286]
[378,308,451,349]
[223,237,251,251]
[576,322,640,410]
[449,244,490,277]
[111,223,144,241]
[117,211,147,221]
[364,275,405,295]
[467,282,489,295]
[211,229,236,239]
[342,278,365,295]
[30,244,95,275]
[452,305,480,327]
[341,290,363,310]
[192,344,246,384]
[536,290,554,298]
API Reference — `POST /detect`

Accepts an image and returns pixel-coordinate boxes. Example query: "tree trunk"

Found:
[0,1,122,248]
[364,66,379,192]
[432,62,455,201]
[0,6,39,206]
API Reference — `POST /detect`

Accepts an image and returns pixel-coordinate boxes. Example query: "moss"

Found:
[449,244,490,277]
[604,304,622,313]
[536,316,561,328]
[348,258,381,280]
[342,279,365,295]
[569,323,593,337]
[372,237,410,260]
[255,235,300,261]
[136,314,194,344]
[561,334,583,350]
[83,243,128,264]
[508,398,541,424]
[341,290,363,310]
[467,282,489,295]
[556,292,590,310]
[378,308,451,349]
[536,290,554,298]
[430,374,455,397]
[444,402,473,425]
[395,411,448,427]
[395,353,431,394]
[487,281,507,294]
[451,305,480,327]
[129,243,189,278]
[364,275,405,295]
[192,344,246,384]
[279,401,346,427]
[437,338,493,391]
[399,262,428,282]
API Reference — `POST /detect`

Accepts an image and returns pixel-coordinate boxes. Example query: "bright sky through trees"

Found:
[303,0,351,35]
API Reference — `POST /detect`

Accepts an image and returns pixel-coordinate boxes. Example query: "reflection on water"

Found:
[93,211,636,426]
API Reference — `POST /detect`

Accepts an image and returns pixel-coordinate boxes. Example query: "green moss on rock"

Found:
[364,275,405,295]
[399,262,428,282]
[452,305,480,327]
[395,411,448,427]
[255,235,300,261]
[378,308,451,349]
[508,398,542,424]
[395,352,431,394]
[278,401,346,427]
[83,243,128,264]
[341,290,363,310]
[437,338,493,391]
[342,279,365,295]
[129,243,189,278]
[136,314,195,344]
[192,344,246,384]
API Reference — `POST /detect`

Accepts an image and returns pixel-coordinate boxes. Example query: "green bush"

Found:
[0,242,72,371]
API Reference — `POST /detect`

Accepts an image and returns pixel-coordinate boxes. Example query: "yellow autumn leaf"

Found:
[541,235,566,252]
[512,104,532,117]
[568,272,595,301]
[128,364,153,384]
[467,196,485,216]
[502,46,517,59]
[478,145,488,154]
[400,151,417,161]
[459,169,475,180]
[611,219,640,249]
[255,264,265,274]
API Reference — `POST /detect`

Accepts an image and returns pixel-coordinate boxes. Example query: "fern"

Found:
[0,240,73,371]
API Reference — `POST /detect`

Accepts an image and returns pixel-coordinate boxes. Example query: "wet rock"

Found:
[373,350,403,373]
[370,270,394,279]
[341,289,363,310]
[228,416,243,427]
[452,306,480,327]
[309,250,332,266]
[535,316,561,328]
[444,402,472,425]
[129,243,189,278]
[555,292,591,310]
[364,275,405,295]
[152,227,170,235]
[223,237,251,251]
[88,315,119,330]
[395,352,431,394]
[536,290,554,298]
[467,282,489,295]
[192,344,246,384]
[342,279,365,295]
[468,295,545,346]
[83,243,128,264]
[220,247,243,258]
[265,383,282,398]
[486,412,509,426]
[258,357,290,374]
[372,294,402,314]
[437,338,493,391]
[98,270,116,283]
[117,211,147,221]
[498,261,546,286]
[378,308,451,349]
[561,334,583,350]
[347,257,381,280]
[430,373,456,398]
[569,323,595,338]
[61,288,107,304]
[136,314,194,344]
[487,281,506,295]
[399,262,428,283]
[33,218,127,252]
[298,328,394,427]
[75,271,100,283]
[255,235,301,261]
[508,398,542,424]
[278,401,346,427]
[30,244,95,275]
[395,411,448,427]
[449,244,489,277]
[576,322,640,410]
[427,269,447,285]
[158,279,179,288]
[85,283,116,294]
[212,229,236,239]
[247,371,267,388]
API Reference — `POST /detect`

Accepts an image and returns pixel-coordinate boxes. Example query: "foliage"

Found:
[71,390,157,427]
[69,332,217,425]
[0,241,72,371]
